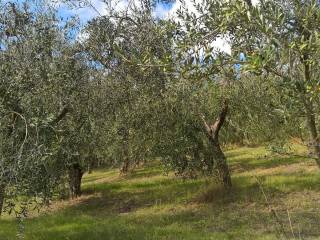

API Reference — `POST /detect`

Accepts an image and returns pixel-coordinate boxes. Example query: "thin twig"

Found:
[8,111,28,159]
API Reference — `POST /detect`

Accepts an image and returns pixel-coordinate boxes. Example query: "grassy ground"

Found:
[1,146,320,240]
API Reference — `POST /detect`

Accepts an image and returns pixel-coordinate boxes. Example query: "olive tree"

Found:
[0,1,94,213]
[193,0,320,164]
[167,0,320,189]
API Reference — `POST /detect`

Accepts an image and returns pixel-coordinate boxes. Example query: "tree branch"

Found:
[51,106,70,125]
[200,100,229,140]
[200,114,211,136]
[211,99,229,140]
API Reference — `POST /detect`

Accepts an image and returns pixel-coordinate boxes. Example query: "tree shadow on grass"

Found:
[0,219,17,240]
[121,165,165,180]
[3,150,320,240]
[83,162,165,186]
[3,170,320,240]
[68,162,320,219]
[229,154,309,172]
[20,192,320,240]
[72,177,205,216]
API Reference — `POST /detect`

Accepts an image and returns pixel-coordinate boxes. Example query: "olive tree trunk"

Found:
[201,100,232,189]
[68,163,84,198]
[302,96,320,165]
[0,184,5,216]
[301,60,320,167]
[120,127,130,174]
[120,158,130,174]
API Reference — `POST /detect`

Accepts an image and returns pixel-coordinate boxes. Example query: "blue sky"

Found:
[58,0,175,23]
[154,1,175,19]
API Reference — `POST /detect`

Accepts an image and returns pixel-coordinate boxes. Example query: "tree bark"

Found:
[68,163,84,198]
[201,100,232,189]
[209,138,232,189]
[120,159,130,174]
[301,59,320,167]
[302,96,320,166]
[50,105,70,125]
[0,184,5,216]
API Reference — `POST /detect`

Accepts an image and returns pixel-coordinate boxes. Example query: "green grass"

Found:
[1,146,320,240]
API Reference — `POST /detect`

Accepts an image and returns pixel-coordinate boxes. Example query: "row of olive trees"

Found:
[91,0,320,188]
[1,0,319,216]
[80,0,306,189]
[56,0,317,193]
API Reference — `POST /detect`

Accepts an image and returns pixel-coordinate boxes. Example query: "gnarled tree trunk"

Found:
[301,59,320,167]
[68,163,84,198]
[302,96,320,166]
[120,158,130,174]
[0,184,5,216]
[201,100,232,189]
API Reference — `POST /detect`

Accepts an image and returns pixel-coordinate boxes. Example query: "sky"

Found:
[57,0,233,53]
[58,0,259,54]
[62,0,259,22]
[58,0,174,23]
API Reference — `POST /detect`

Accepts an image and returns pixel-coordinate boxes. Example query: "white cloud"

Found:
[252,0,259,5]
[59,0,129,22]
[168,0,197,19]
[212,37,231,55]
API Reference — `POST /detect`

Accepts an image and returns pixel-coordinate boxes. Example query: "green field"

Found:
[1,146,320,240]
